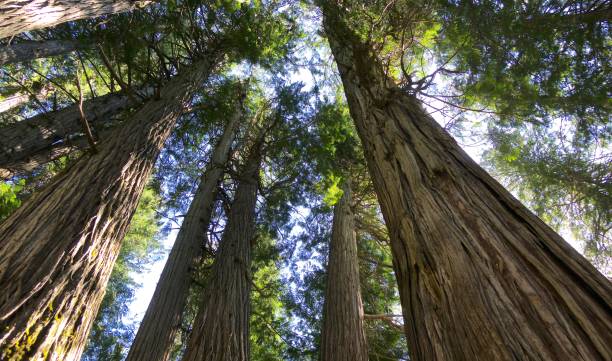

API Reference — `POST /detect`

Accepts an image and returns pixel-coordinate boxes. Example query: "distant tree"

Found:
[182,126,265,361]
[320,181,369,361]
[126,84,245,361]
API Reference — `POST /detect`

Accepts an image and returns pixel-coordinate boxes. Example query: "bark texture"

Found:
[320,182,369,361]
[0,88,152,180]
[0,39,85,65]
[322,4,612,361]
[126,93,243,361]
[0,55,217,361]
[0,0,153,40]
[182,140,262,361]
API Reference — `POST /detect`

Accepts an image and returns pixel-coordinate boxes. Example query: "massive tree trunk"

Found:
[320,181,369,361]
[0,88,152,180]
[0,0,154,40]
[321,4,612,361]
[182,139,262,361]
[125,91,244,361]
[0,39,86,65]
[0,53,218,361]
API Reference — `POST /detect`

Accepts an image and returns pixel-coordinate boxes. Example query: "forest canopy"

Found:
[0,1,610,360]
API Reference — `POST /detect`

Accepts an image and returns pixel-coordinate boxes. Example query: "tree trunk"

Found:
[0,88,152,180]
[0,54,218,361]
[320,181,369,361]
[182,139,262,361]
[125,91,244,361]
[0,0,154,40]
[321,4,612,361]
[0,92,29,113]
[0,84,51,113]
[0,39,86,65]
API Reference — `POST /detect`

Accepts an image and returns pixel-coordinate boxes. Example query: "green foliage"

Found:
[0,180,24,221]
[435,0,610,141]
[250,230,289,360]
[484,122,611,274]
[310,101,359,206]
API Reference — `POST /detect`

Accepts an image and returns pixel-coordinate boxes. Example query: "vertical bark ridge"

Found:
[0,53,219,361]
[0,88,153,179]
[0,1,153,40]
[182,138,263,361]
[320,181,369,361]
[321,3,612,361]
[126,90,244,361]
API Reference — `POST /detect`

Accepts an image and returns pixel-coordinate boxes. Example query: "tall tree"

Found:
[426,0,611,269]
[0,0,154,40]
[320,181,368,361]
[126,86,244,361]
[483,123,612,274]
[319,1,612,360]
[0,39,88,65]
[0,88,152,179]
[0,49,220,360]
[182,130,264,361]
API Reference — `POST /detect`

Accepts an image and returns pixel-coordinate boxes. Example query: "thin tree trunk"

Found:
[0,92,29,113]
[320,181,369,361]
[0,39,86,65]
[182,138,263,361]
[0,53,219,361]
[0,84,51,113]
[321,4,612,361]
[0,0,154,40]
[0,88,152,180]
[126,90,244,361]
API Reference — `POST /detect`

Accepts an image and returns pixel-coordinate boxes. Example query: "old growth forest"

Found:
[0,0,610,360]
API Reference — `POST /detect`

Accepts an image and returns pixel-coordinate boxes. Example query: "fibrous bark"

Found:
[0,1,153,40]
[182,138,263,361]
[322,3,612,361]
[126,91,244,361]
[0,53,218,361]
[0,88,152,180]
[0,39,86,65]
[320,181,369,361]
